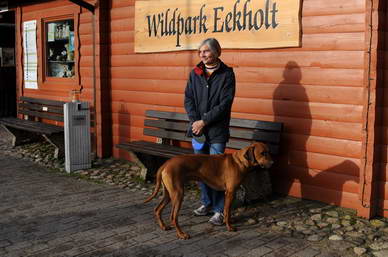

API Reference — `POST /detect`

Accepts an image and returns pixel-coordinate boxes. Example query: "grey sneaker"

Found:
[208,212,224,226]
[193,205,211,216]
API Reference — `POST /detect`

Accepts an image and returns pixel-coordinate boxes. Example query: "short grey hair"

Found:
[198,38,221,58]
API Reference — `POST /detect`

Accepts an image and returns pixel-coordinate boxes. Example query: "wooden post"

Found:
[93,0,112,158]
[358,0,383,219]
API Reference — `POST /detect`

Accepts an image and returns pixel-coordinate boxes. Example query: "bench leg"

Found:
[0,124,42,147]
[137,153,168,180]
[126,151,148,180]
[128,151,167,181]
[42,133,64,159]
[235,169,272,206]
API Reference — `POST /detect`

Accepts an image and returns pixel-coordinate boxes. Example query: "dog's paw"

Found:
[177,232,190,240]
[227,225,237,232]
[161,225,172,231]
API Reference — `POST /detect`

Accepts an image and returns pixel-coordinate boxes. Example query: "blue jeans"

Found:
[194,142,226,213]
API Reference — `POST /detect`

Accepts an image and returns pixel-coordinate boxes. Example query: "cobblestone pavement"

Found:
[1,133,388,256]
[0,154,333,257]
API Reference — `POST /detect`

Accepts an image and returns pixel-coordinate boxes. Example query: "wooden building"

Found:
[1,0,388,218]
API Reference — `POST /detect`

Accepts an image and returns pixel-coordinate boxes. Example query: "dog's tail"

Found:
[144,163,164,203]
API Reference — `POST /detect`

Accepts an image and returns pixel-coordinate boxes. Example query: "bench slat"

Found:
[20,96,66,107]
[0,117,63,131]
[19,109,64,122]
[230,128,281,143]
[146,110,189,121]
[118,138,279,156]
[145,119,280,143]
[0,117,63,134]
[144,128,189,142]
[128,141,193,155]
[144,119,187,131]
[229,118,283,132]
[144,127,279,154]
[146,110,283,131]
[227,139,279,155]
[118,146,176,158]
[19,102,63,115]
[117,141,193,158]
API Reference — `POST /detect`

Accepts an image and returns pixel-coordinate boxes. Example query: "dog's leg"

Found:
[154,186,171,231]
[170,190,190,240]
[224,190,237,232]
[161,172,190,239]
[169,205,175,228]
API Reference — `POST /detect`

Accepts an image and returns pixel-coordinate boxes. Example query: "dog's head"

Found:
[242,142,273,169]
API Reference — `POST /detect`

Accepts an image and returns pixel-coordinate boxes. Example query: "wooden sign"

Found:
[135,0,301,53]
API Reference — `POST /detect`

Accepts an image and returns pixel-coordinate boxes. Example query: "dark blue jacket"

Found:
[184,61,236,144]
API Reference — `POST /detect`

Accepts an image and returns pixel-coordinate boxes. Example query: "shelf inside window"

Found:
[45,19,75,78]
[48,60,75,63]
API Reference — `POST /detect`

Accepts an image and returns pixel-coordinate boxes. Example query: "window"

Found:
[45,19,75,78]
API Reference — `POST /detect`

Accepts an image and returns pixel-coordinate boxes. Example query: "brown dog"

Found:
[144,142,273,239]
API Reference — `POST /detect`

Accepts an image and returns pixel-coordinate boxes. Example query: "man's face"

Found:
[199,44,217,66]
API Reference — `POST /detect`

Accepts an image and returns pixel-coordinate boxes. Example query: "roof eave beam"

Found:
[68,0,94,13]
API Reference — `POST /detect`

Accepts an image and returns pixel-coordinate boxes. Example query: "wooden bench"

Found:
[0,96,66,159]
[117,110,283,202]
[117,109,282,179]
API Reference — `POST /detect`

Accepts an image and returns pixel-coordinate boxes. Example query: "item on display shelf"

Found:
[48,23,55,42]
[55,24,63,39]
[46,19,75,78]
[49,49,54,60]
[66,66,74,77]
[69,32,74,51]
[60,49,67,61]
[67,51,74,61]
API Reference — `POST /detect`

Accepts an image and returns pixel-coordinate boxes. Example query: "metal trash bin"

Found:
[64,101,91,173]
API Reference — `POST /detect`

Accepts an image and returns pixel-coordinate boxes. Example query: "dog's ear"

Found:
[244,146,256,163]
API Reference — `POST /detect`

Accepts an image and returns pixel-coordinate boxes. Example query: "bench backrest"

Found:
[18,96,66,122]
[144,110,283,155]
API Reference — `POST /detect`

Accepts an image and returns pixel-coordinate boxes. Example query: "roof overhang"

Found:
[0,0,8,12]
[1,0,94,13]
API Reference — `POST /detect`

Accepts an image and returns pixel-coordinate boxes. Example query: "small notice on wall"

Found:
[23,20,38,89]
[135,0,301,53]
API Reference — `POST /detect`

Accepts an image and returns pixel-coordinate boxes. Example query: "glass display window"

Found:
[45,19,75,78]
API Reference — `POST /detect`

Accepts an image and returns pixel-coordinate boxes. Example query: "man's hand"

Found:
[192,120,205,135]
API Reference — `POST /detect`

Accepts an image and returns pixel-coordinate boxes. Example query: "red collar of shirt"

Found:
[194,63,205,76]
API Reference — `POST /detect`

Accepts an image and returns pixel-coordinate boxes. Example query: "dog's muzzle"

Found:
[260,160,273,169]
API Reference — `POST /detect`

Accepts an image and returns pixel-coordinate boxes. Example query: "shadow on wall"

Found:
[272,61,359,206]
[118,102,130,159]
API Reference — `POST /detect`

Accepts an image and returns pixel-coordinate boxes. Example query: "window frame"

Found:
[40,14,80,87]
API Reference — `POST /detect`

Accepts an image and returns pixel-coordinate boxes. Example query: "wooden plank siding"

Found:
[110,0,366,213]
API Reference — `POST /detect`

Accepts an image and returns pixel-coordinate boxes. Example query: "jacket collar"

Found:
[194,60,225,76]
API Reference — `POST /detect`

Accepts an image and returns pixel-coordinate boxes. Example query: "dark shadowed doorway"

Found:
[0,10,16,117]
